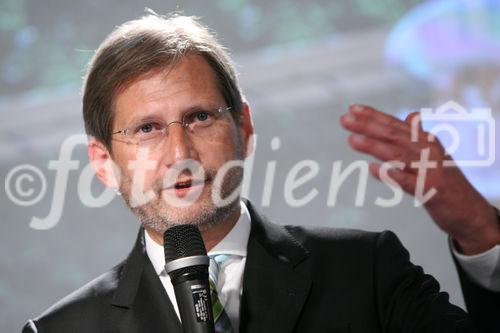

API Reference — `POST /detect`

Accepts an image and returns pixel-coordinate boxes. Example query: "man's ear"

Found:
[239,102,255,157]
[88,139,119,188]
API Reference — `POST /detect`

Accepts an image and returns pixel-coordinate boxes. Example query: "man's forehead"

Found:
[113,55,225,123]
[119,54,216,94]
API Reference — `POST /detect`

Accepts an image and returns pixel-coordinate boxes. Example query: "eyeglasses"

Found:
[112,106,232,154]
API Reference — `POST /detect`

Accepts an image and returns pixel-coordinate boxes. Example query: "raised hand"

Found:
[340,104,500,254]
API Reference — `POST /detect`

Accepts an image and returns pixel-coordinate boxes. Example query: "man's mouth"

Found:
[169,178,206,198]
[174,181,190,189]
[174,179,195,189]
[165,178,207,192]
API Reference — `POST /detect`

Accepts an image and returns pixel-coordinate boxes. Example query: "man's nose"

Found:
[160,122,196,167]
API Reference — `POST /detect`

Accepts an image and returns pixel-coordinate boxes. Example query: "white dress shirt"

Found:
[451,240,500,291]
[145,201,251,332]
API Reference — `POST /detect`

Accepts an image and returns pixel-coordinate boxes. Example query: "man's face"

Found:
[103,54,252,234]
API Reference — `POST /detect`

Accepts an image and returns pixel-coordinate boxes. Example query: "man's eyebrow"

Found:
[126,104,219,124]
[182,104,220,112]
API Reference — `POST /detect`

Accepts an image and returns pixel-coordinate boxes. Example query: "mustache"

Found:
[152,159,215,192]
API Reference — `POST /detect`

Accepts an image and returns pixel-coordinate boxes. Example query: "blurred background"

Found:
[1,0,499,331]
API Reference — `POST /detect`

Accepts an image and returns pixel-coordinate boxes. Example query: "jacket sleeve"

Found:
[454,254,500,333]
[374,231,476,333]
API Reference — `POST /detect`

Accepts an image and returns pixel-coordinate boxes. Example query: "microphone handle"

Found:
[173,274,215,333]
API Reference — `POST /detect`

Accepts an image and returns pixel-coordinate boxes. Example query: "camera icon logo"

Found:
[411,100,495,167]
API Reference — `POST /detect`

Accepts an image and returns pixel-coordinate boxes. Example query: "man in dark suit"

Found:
[23,13,500,333]
[21,200,487,333]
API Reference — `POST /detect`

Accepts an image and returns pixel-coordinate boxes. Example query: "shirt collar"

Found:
[145,200,252,276]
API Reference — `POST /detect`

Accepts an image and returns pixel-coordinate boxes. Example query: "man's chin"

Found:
[125,183,241,234]
[160,203,210,223]
[150,195,239,233]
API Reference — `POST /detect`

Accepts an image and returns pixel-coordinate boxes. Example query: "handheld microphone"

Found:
[164,225,215,333]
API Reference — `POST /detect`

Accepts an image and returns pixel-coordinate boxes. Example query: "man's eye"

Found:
[195,111,210,121]
[136,123,159,134]
[140,123,153,133]
[185,110,216,126]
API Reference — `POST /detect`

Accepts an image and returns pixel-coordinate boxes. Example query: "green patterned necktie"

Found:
[209,254,235,333]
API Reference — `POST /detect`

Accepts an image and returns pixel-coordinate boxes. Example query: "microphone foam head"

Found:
[163,224,207,263]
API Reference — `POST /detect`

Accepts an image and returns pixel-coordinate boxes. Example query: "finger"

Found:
[404,111,430,142]
[405,111,421,129]
[348,134,421,169]
[341,112,411,144]
[341,105,412,143]
[350,104,410,133]
[369,161,417,194]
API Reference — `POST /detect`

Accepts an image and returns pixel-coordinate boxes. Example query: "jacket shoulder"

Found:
[282,224,407,272]
[23,262,125,333]
[284,224,386,250]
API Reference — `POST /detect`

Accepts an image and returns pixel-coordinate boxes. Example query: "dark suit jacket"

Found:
[454,255,500,333]
[23,201,483,332]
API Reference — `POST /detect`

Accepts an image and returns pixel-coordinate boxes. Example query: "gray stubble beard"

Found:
[120,160,244,235]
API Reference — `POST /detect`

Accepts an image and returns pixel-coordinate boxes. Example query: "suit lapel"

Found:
[240,201,312,333]
[107,202,311,333]
[110,228,182,333]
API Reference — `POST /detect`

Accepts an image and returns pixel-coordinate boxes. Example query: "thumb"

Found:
[405,111,423,142]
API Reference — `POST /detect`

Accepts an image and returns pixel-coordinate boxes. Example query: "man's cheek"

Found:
[122,162,160,206]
